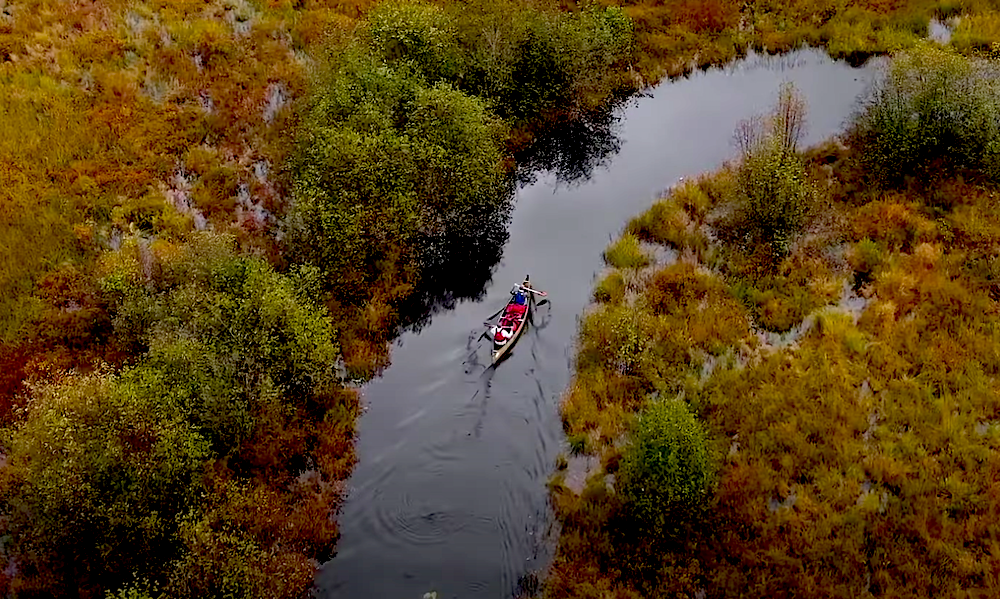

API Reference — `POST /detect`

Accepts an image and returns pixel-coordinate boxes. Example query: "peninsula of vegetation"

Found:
[3,0,1000,597]
[550,47,1000,598]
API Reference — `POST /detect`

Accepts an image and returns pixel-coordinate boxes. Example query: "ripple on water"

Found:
[421,429,469,464]
[368,492,496,548]
[395,407,428,429]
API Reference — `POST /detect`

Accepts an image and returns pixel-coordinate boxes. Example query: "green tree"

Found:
[286,1,632,315]
[363,1,633,122]
[1,233,348,597]
[285,51,506,300]
[1,369,211,595]
[617,397,713,536]
[366,2,462,83]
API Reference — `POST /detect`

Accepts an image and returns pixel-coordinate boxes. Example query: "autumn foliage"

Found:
[7,0,1000,596]
[549,51,1000,598]
[0,0,635,596]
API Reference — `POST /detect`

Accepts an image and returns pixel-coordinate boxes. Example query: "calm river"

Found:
[318,49,880,599]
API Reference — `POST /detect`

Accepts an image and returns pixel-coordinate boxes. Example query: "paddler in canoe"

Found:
[486,275,547,364]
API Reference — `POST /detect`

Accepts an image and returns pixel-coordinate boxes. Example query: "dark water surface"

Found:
[318,49,879,599]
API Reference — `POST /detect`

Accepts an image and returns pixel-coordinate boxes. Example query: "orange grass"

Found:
[549,90,1000,598]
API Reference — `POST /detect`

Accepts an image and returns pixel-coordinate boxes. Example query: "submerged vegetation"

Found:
[549,47,1000,597]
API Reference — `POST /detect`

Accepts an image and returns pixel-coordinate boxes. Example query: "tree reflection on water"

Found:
[514,101,625,187]
[397,102,625,334]
[398,193,514,334]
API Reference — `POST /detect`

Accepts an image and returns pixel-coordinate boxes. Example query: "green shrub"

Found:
[849,237,885,275]
[627,197,691,248]
[363,0,633,123]
[108,582,159,599]
[287,2,632,310]
[594,270,627,304]
[728,84,812,255]
[576,305,652,377]
[603,233,651,269]
[3,232,347,595]
[617,397,713,536]
[106,233,342,426]
[498,5,633,121]
[2,369,211,594]
[848,45,1000,188]
[367,2,462,82]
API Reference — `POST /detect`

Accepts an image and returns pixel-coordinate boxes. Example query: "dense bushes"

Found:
[848,45,1000,188]
[286,0,634,328]
[617,398,713,536]
[106,234,342,449]
[1,233,355,597]
[363,1,634,123]
[593,270,627,304]
[286,49,508,304]
[3,369,212,597]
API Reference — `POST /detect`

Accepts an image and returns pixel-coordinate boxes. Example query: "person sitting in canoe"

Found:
[503,289,528,318]
[485,278,547,351]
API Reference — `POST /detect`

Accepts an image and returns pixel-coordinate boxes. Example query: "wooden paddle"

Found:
[516,282,547,297]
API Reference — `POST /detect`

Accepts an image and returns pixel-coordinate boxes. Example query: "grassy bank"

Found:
[548,46,1000,597]
[618,0,1000,81]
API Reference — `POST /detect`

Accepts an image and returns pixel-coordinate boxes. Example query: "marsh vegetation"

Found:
[5,0,1000,595]
[549,47,1000,598]
[0,0,631,596]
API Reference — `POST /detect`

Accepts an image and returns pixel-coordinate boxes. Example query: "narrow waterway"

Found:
[318,49,880,599]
